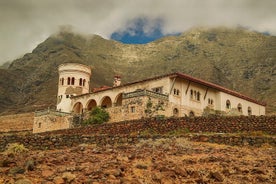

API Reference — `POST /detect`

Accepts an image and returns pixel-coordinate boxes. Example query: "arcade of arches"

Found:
[73,93,123,114]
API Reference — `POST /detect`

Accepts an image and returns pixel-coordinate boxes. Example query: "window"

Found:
[197,91,200,101]
[237,103,242,113]
[67,77,70,85]
[189,111,195,117]
[61,78,64,85]
[152,87,163,94]
[83,79,86,86]
[208,98,214,105]
[173,108,179,117]
[190,89,200,101]
[226,100,231,109]
[131,106,135,113]
[71,77,75,85]
[79,78,83,86]
[66,94,70,98]
[38,122,41,128]
[173,88,180,96]
[248,107,252,116]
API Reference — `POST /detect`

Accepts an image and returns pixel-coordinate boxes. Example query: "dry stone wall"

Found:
[0,116,275,151]
[41,115,276,135]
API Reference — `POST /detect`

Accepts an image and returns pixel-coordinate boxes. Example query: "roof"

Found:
[73,72,266,106]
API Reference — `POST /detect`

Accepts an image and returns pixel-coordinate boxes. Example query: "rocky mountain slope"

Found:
[0,138,275,183]
[0,27,275,114]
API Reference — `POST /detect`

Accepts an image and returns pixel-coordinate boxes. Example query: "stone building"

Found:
[33,63,265,133]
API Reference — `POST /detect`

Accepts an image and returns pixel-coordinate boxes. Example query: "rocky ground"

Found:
[0,137,275,184]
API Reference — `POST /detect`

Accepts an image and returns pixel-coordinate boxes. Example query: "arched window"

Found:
[237,103,242,113]
[61,78,64,85]
[79,78,82,86]
[190,90,193,99]
[194,90,197,99]
[189,111,195,117]
[83,79,86,86]
[173,108,179,117]
[67,77,70,85]
[197,92,200,101]
[226,100,231,109]
[71,77,75,85]
[248,106,252,116]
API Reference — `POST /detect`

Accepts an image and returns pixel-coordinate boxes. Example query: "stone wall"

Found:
[107,91,169,122]
[0,133,275,152]
[33,110,73,133]
[0,113,33,132]
[39,115,276,136]
[0,115,275,152]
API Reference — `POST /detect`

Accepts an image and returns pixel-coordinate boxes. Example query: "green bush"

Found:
[83,107,110,125]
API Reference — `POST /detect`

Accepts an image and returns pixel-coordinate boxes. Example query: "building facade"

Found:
[61,64,265,122]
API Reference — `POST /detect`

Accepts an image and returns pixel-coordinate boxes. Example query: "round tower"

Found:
[56,63,91,113]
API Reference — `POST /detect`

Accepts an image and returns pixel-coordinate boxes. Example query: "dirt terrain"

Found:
[0,137,275,184]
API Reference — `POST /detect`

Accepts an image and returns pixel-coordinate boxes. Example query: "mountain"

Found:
[0,27,275,115]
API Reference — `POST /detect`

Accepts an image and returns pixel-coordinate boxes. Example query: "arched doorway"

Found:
[86,99,97,111]
[73,102,83,114]
[115,93,123,106]
[101,96,112,108]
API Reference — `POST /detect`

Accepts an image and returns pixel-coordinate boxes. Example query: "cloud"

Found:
[0,0,275,64]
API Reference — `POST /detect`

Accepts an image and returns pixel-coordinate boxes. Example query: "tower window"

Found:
[79,78,83,86]
[83,79,86,86]
[67,77,70,85]
[71,77,75,85]
[61,78,64,85]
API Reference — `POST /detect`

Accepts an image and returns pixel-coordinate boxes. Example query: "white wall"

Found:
[219,92,265,115]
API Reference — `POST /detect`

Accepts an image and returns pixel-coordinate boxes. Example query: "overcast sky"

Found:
[0,0,275,65]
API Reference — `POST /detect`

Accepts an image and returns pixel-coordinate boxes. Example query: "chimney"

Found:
[113,75,121,87]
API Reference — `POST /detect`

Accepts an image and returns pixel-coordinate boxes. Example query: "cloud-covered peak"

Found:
[0,0,275,64]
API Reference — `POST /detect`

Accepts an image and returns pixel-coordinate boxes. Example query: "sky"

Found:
[0,0,276,65]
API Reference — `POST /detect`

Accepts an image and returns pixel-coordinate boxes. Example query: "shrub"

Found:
[5,143,28,155]
[83,107,110,125]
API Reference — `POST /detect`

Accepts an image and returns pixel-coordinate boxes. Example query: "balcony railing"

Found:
[123,89,169,100]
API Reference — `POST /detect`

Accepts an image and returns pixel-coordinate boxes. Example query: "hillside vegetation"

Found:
[0,27,275,114]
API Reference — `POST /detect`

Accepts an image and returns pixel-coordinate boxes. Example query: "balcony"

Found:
[123,89,169,100]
